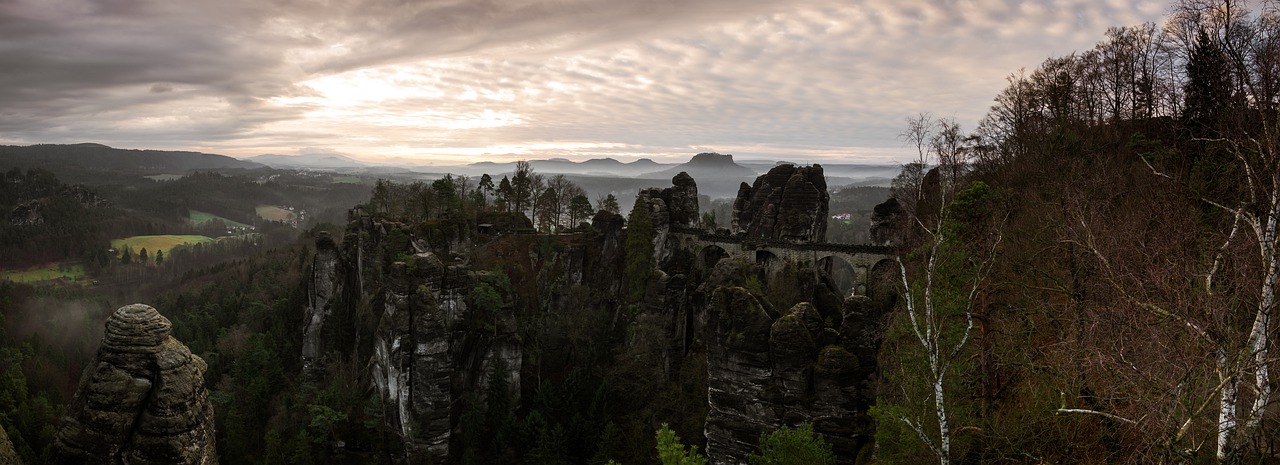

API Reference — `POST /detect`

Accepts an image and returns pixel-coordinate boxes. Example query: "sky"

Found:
[0,0,1170,165]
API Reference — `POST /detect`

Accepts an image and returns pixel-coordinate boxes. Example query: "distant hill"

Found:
[462,157,672,177]
[248,153,367,169]
[642,152,758,179]
[0,143,263,183]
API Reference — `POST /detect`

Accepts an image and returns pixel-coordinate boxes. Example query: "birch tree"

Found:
[1061,2,1280,460]
[879,120,1003,465]
[1168,2,1278,460]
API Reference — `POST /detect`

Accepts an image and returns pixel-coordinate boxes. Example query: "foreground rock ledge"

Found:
[51,304,218,465]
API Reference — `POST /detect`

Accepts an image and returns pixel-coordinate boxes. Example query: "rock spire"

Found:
[51,304,218,465]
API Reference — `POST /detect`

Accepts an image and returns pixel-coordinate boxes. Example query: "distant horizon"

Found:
[7,141,909,167]
[236,147,913,166]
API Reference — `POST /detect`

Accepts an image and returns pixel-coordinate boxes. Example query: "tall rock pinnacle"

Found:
[731,164,829,241]
[51,304,218,465]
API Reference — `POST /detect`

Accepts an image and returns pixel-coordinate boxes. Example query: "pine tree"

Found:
[1183,29,1231,136]
[624,196,654,303]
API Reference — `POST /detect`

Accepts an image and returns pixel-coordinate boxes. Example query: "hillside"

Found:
[0,144,262,180]
[641,152,757,179]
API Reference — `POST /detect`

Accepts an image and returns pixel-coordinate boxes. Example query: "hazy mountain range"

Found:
[246,149,901,185]
[1,144,901,201]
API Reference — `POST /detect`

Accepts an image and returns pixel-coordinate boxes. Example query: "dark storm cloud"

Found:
[0,0,310,136]
[0,0,801,143]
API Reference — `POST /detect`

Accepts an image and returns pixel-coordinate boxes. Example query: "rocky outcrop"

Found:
[706,287,777,463]
[371,259,459,462]
[667,172,700,227]
[638,172,700,266]
[732,164,829,241]
[0,424,20,465]
[310,215,524,465]
[704,287,886,464]
[50,304,217,465]
[7,184,107,227]
[302,231,341,372]
[870,197,904,247]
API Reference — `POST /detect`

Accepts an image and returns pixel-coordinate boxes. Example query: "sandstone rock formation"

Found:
[638,171,699,229]
[704,287,886,464]
[732,164,829,241]
[705,286,779,463]
[310,215,525,464]
[870,197,905,247]
[0,425,21,465]
[637,172,700,266]
[51,304,218,465]
[371,259,460,461]
[302,231,341,373]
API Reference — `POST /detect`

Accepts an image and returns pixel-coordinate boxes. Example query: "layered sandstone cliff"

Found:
[732,164,829,241]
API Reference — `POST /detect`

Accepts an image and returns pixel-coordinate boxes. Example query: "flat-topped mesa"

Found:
[731,164,829,242]
[51,304,218,465]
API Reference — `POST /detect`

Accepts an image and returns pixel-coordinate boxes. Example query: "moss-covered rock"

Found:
[815,345,859,377]
[51,304,217,465]
[711,286,773,353]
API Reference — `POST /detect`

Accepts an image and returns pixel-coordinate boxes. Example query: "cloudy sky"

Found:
[0,0,1168,165]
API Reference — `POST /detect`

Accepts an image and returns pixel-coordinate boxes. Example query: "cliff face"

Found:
[703,284,887,464]
[299,170,887,464]
[638,171,700,266]
[301,231,341,373]
[732,164,829,241]
[304,212,525,464]
[50,304,217,465]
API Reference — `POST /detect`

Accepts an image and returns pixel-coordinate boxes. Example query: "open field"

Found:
[256,205,296,222]
[144,174,184,181]
[111,235,214,256]
[0,263,87,284]
[188,210,252,229]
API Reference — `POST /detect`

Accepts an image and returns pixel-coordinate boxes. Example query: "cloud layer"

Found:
[0,0,1169,163]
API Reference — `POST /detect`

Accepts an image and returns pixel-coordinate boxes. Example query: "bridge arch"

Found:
[700,244,729,269]
[818,254,859,297]
[755,249,779,268]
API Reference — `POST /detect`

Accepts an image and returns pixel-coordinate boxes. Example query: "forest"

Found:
[3,0,1280,464]
[872,0,1280,462]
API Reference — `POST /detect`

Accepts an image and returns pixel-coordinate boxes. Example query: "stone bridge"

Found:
[669,227,895,296]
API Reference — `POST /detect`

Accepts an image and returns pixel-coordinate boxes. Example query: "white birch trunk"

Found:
[1216,351,1238,461]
